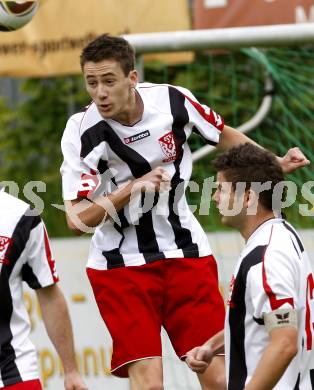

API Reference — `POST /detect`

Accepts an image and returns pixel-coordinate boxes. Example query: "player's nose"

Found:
[96,85,109,100]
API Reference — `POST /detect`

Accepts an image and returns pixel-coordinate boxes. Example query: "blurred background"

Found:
[0,1,313,388]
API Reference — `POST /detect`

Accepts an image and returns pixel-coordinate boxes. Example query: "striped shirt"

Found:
[61,83,224,270]
[225,218,314,389]
[0,190,58,387]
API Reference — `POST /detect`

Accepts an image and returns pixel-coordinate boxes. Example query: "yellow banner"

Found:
[0,0,190,77]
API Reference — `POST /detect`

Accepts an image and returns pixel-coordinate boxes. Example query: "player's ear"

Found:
[246,189,258,211]
[129,69,138,88]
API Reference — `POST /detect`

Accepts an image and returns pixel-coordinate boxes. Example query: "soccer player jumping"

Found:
[60,34,309,390]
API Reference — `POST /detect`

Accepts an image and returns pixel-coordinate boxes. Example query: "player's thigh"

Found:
[163,256,225,357]
[3,380,42,390]
[128,357,163,390]
[87,262,164,377]
[197,355,226,390]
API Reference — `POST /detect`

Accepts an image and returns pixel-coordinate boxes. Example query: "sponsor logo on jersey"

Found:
[275,312,290,324]
[0,236,11,265]
[124,130,150,144]
[159,131,177,162]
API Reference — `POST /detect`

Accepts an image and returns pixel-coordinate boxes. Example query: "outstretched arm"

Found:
[36,284,88,390]
[218,125,310,173]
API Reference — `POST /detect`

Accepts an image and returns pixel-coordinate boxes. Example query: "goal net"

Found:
[144,45,314,231]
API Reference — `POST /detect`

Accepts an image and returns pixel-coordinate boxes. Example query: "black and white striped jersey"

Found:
[0,190,58,387]
[61,83,224,270]
[225,218,314,390]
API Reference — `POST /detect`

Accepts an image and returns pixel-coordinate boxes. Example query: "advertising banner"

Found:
[0,0,190,77]
[193,0,314,29]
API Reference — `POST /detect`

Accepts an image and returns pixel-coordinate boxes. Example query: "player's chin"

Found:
[219,214,234,228]
[219,214,229,226]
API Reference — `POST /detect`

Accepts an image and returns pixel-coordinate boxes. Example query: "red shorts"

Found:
[87,255,225,377]
[1,380,42,390]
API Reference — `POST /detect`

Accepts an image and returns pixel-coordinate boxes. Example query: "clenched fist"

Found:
[133,166,171,193]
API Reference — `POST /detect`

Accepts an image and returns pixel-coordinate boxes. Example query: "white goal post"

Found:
[125,23,314,53]
[126,23,314,161]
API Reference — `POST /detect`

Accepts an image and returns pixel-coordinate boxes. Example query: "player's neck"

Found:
[115,89,144,126]
[241,210,276,242]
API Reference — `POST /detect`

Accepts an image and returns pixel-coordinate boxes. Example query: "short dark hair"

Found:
[213,143,284,211]
[80,34,135,76]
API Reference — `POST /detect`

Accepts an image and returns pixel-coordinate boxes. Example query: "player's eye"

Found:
[106,79,115,86]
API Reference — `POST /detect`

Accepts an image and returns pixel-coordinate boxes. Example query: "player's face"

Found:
[212,171,247,228]
[83,59,138,121]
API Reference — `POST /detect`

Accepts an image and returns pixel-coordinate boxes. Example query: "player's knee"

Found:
[133,376,164,390]
[128,359,163,390]
[146,385,164,390]
[213,375,227,390]
[201,375,226,390]
[199,370,227,390]
[198,354,226,390]
[130,378,163,390]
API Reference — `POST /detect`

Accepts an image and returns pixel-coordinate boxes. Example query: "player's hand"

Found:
[134,166,171,193]
[186,345,214,374]
[278,147,310,173]
[64,370,88,390]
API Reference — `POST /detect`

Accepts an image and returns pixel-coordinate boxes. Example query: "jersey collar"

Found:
[246,217,283,245]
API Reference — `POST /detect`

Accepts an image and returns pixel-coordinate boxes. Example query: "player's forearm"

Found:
[244,330,297,390]
[65,180,135,234]
[36,285,78,374]
[204,329,225,355]
[217,126,309,174]
[217,125,260,151]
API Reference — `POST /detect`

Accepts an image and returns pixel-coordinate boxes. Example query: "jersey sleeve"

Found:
[22,217,59,289]
[60,115,110,200]
[248,245,299,321]
[174,85,224,145]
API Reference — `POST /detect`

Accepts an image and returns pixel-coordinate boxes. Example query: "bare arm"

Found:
[65,179,135,235]
[186,330,225,373]
[245,326,298,390]
[65,167,171,235]
[218,125,310,173]
[36,285,88,390]
[217,125,260,151]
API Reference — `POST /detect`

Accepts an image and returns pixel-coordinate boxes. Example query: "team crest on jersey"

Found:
[159,131,177,162]
[0,236,11,265]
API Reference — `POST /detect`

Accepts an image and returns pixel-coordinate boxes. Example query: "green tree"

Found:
[0,76,89,236]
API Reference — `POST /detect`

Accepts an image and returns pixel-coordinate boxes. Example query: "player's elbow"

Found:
[70,226,85,236]
[66,216,85,236]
